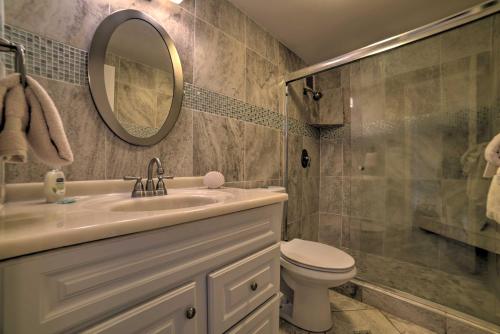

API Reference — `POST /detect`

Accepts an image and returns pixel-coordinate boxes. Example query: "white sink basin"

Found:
[83,189,235,213]
[110,195,219,212]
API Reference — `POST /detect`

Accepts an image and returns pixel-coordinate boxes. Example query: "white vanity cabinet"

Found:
[0,203,283,334]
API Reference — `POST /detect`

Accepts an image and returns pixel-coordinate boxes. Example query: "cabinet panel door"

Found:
[226,294,280,334]
[82,282,199,334]
[208,244,280,334]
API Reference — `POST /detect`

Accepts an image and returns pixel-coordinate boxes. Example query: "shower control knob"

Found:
[250,282,258,291]
[185,307,196,319]
[301,149,311,168]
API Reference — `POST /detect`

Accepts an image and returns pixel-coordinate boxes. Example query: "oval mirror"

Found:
[88,9,183,146]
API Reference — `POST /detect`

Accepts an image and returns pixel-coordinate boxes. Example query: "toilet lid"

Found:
[281,239,355,273]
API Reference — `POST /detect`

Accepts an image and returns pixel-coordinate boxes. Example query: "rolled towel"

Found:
[0,75,29,163]
[484,133,500,173]
[25,76,73,166]
[484,133,500,224]
[0,74,73,167]
[486,168,500,224]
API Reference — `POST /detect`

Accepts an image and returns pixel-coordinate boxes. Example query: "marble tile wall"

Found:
[275,37,323,241]
[316,13,500,326]
[312,67,345,125]
[3,0,314,192]
[0,0,4,207]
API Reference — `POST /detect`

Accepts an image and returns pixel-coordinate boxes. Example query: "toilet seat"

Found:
[281,239,355,273]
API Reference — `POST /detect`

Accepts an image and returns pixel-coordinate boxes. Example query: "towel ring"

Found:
[0,37,27,87]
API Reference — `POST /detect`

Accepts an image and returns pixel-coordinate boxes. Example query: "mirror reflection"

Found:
[104,19,174,138]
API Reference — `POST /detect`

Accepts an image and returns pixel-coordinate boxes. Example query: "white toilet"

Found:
[280,239,357,332]
[262,186,357,332]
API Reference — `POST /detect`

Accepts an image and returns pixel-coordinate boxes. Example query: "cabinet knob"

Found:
[250,282,258,291]
[186,307,196,319]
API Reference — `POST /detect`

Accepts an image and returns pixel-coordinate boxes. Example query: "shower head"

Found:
[303,87,323,101]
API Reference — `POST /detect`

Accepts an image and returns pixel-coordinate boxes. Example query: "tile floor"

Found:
[279,291,437,334]
[347,248,499,325]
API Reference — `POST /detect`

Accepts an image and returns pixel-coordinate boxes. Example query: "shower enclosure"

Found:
[284,1,500,326]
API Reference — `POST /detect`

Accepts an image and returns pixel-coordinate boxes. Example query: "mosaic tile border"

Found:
[320,124,348,140]
[184,83,319,138]
[2,24,318,138]
[3,24,88,85]
[288,117,320,138]
[320,108,498,140]
[184,83,283,130]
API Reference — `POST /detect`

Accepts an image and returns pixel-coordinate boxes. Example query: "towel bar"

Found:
[0,37,27,87]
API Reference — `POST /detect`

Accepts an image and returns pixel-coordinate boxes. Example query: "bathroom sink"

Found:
[109,194,219,212]
[79,189,236,213]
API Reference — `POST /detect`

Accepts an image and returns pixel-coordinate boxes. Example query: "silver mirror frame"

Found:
[88,9,184,146]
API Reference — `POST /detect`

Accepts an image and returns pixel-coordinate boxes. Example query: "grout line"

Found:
[189,108,194,176]
[194,15,245,47]
[244,17,278,65]
[379,311,405,334]
[192,7,197,87]
[103,128,108,180]
[243,121,246,182]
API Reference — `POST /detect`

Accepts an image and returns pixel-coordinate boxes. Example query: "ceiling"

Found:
[229,0,486,64]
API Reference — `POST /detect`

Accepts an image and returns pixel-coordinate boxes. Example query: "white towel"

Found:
[484,133,500,224]
[486,168,500,224]
[484,133,500,177]
[0,75,29,163]
[0,74,73,166]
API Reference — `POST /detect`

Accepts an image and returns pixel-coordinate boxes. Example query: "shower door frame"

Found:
[281,0,500,240]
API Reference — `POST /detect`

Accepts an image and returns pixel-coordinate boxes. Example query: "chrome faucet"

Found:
[124,157,173,197]
[146,157,164,196]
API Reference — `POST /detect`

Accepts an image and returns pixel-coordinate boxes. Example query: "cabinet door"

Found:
[208,244,280,334]
[226,294,280,334]
[82,282,199,334]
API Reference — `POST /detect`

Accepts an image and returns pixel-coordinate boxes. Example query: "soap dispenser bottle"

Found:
[44,169,65,203]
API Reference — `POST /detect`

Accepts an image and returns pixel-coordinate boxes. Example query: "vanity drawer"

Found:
[225,294,280,334]
[208,243,280,334]
[82,282,199,334]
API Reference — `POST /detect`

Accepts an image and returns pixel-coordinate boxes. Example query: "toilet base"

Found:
[280,270,334,332]
[280,257,357,333]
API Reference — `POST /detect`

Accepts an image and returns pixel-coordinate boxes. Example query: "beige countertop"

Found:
[0,179,287,261]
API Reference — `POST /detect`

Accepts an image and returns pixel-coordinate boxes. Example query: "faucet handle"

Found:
[156,175,173,196]
[156,175,166,196]
[123,176,145,198]
[124,176,141,181]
